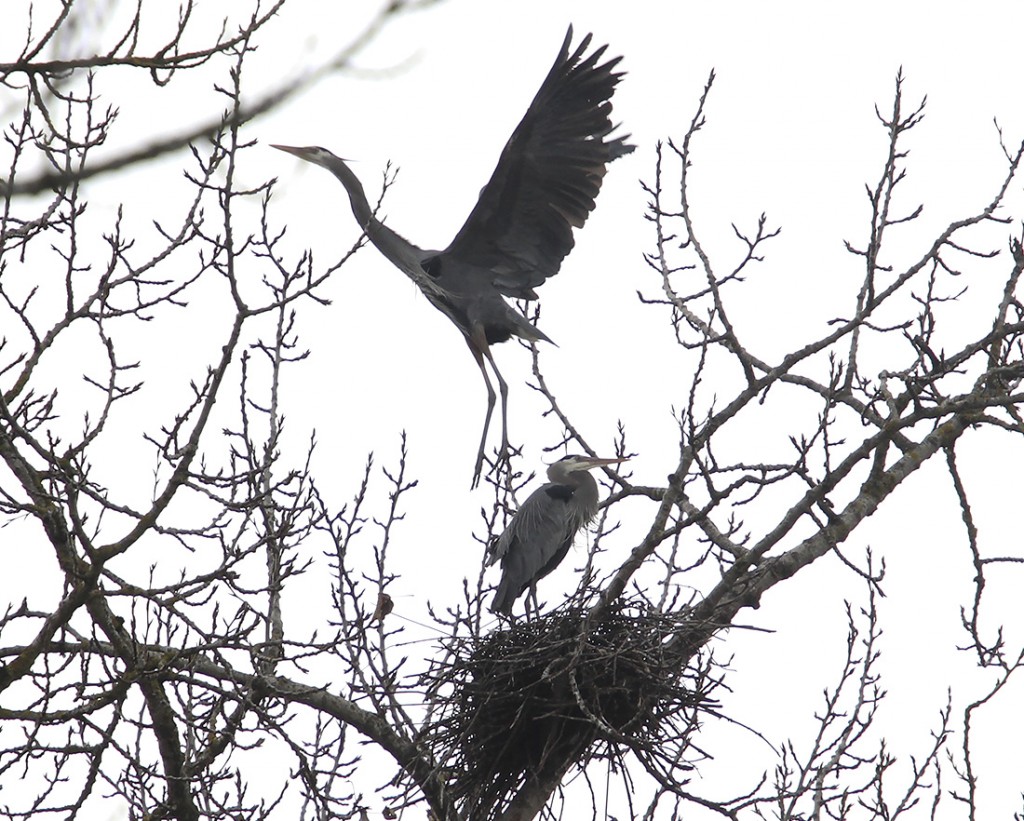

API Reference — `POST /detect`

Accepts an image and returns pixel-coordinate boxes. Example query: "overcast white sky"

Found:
[254,2,1024,814]
[260,0,1024,488]
[4,0,1024,816]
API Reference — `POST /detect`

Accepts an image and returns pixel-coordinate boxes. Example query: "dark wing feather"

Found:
[489,482,576,615]
[443,26,635,299]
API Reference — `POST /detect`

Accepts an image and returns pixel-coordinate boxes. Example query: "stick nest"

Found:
[420,597,717,818]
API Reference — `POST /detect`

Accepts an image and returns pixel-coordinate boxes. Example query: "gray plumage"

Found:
[488,454,627,616]
[272,27,634,486]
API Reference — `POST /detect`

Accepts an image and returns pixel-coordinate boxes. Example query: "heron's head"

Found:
[547,454,629,480]
[271,144,344,169]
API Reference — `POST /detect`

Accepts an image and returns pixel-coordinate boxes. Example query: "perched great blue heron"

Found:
[272,28,633,486]
[487,454,629,616]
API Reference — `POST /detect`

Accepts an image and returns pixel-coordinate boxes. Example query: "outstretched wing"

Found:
[442,26,635,299]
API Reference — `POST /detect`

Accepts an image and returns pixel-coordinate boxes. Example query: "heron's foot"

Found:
[484,442,525,491]
[471,447,486,489]
[496,434,511,476]
[471,448,505,490]
[472,439,523,491]
[470,422,512,488]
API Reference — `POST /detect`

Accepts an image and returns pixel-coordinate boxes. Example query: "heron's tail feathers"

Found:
[489,580,516,616]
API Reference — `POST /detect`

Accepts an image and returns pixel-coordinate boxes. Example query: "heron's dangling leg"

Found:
[482,344,511,461]
[468,338,497,489]
[467,329,511,488]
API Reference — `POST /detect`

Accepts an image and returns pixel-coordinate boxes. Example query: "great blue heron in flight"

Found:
[487,453,629,616]
[272,28,633,486]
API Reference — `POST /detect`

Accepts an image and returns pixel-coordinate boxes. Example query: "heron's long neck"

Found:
[330,159,422,272]
[574,473,600,522]
[331,160,375,228]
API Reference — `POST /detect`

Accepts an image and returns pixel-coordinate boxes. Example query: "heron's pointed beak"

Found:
[271,144,306,158]
[271,144,352,166]
[581,455,630,469]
